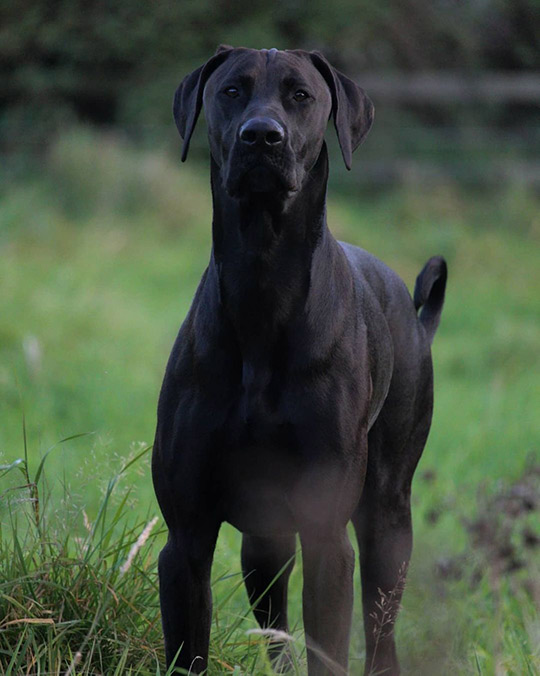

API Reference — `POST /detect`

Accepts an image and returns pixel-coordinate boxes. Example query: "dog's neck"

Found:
[208,145,340,347]
[210,144,330,257]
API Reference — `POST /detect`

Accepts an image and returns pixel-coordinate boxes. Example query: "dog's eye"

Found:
[224,86,239,98]
[293,90,309,102]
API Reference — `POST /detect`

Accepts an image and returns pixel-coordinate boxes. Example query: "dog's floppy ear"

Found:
[309,51,374,170]
[173,47,234,162]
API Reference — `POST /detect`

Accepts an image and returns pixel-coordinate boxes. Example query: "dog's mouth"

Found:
[225,156,298,200]
[241,166,289,193]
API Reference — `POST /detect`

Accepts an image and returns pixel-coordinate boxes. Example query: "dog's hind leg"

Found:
[352,406,432,676]
[353,479,412,675]
[241,534,296,666]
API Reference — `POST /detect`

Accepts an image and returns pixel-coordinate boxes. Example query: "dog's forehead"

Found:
[208,48,326,88]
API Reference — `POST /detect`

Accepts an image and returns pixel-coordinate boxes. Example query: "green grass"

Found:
[1,127,539,674]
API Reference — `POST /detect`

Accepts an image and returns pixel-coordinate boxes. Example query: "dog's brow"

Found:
[281,75,311,90]
[222,73,256,89]
[238,74,256,87]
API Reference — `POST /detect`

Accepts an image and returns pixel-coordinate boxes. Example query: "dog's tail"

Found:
[414,256,447,344]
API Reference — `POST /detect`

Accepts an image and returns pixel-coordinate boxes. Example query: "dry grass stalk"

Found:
[119,516,159,576]
[368,561,408,675]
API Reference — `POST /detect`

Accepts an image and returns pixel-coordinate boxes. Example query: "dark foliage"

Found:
[1,0,537,134]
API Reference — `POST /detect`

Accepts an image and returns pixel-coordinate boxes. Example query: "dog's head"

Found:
[174,46,374,200]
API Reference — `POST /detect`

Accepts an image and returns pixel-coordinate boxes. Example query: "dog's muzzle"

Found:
[220,115,298,198]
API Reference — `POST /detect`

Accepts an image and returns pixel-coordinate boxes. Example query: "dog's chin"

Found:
[226,166,297,201]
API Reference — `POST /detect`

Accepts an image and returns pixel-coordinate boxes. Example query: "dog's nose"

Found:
[239,117,285,147]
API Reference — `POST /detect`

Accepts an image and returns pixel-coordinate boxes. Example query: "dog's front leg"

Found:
[158,523,220,673]
[300,528,355,676]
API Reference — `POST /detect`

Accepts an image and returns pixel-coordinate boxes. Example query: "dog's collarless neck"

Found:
[206,145,345,348]
[210,144,330,261]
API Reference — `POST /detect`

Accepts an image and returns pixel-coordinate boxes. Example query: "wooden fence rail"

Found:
[356,73,540,104]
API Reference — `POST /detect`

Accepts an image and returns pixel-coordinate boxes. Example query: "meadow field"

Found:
[1,128,538,674]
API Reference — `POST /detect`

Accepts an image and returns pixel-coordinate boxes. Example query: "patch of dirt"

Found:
[434,459,539,599]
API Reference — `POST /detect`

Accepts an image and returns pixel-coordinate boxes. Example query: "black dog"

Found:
[152,46,447,675]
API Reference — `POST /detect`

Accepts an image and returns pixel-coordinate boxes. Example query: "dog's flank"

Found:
[153,46,447,676]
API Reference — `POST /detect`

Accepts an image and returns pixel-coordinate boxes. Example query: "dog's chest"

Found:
[164,335,369,535]
[215,381,366,536]
[224,364,297,450]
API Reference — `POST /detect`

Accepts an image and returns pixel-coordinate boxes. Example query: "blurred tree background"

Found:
[1,0,539,186]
